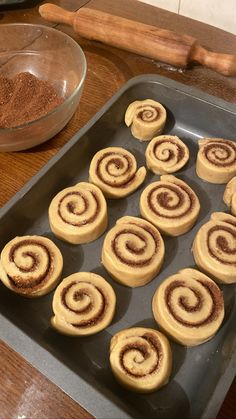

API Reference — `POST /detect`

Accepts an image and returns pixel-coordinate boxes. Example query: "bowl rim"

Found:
[0,23,87,132]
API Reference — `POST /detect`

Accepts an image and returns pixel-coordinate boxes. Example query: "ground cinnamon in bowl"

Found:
[0,72,64,128]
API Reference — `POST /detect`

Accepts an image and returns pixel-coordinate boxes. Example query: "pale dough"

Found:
[152,268,224,346]
[196,138,236,183]
[140,175,200,236]
[89,147,146,199]
[223,176,236,216]
[192,213,236,283]
[110,327,172,393]
[102,216,165,287]
[51,272,116,336]
[145,135,189,175]
[0,235,63,297]
[49,182,107,244]
[125,99,167,141]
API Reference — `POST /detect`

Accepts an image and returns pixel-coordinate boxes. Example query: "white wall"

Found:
[139,0,236,35]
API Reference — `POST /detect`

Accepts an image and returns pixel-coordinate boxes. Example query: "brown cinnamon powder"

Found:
[0,72,64,128]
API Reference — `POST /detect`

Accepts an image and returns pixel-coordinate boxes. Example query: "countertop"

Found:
[0,0,235,418]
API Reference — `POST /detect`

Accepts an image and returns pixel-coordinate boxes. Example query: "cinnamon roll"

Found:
[109,327,172,393]
[125,99,167,141]
[0,235,63,297]
[196,138,236,184]
[51,272,116,336]
[152,268,224,346]
[211,211,236,227]
[140,175,200,236]
[102,216,165,287]
[223,177,236,216]
[49,182,107,244]
[192,213,236,283]
[145,135,189,175]
[89,147,146,198]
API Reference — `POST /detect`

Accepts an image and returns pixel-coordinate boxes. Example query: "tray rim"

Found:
[0,74,236,419]
[1,73,236,220]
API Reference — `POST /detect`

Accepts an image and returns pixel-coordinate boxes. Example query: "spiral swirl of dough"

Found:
[196,138,236,183]
[109,327,172,393]
[0,235,63,297]
[102,216,165,287]
[145,135,189,175]
[89,147,146,198]
[51,272,116,336]
[223,176,236,216]
[49,182,107,244]
[125,99,167,141]
[140,175,200,236]
[192,213,236,284]
[152,268,224,346]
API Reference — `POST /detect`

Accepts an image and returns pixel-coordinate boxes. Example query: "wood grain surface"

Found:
[0,1,235,418]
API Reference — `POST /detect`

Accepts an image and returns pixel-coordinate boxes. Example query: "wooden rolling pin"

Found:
[39,3,236,76]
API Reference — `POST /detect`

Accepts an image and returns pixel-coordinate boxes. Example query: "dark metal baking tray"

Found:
[0,75,235,419]
[0,1,41,9]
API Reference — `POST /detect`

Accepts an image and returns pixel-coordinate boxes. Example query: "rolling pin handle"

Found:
[39,3,75,26]
[190,43,236,76]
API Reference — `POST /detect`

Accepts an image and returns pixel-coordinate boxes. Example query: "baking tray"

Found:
[0,1,40,9]
[0,75,235,419]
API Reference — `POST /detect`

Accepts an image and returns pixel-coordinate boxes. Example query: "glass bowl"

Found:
[0,23,87,151]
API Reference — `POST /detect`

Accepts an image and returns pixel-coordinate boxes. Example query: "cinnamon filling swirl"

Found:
[111,227,159,267]
[153,141,184,162]
[145,136,189,175]
[95,152,134,187]
[8,240,52,289]
[165,279,223,327]
[193,216,236,284]
[196,138,236,184]
[207,225,236,264]
[140,175,200,236]
[203,141,236,167]
[51,272,116,336]
[58,191,100,226]
[152,268,224,346]
[0,235,63,297]
[89,147,146,198]
[102,216,165,287]
[124,99,167,141]
[49,182,107,244]
[109,327,172,393]
[119,333,162,378]
[147,183,194,219]
[61,281,106,328]
[137,105,160,122]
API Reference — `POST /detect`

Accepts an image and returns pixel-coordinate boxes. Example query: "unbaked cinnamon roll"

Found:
[223,176,236,216]
[145,135,189,175]
[140,175,200,236]
[125,99,167,141]
[102,216,165,287]
[196,138,236,183]
[89,147,146,198]
[192,213,236,283]
[211,211,236,227]
[0,235,63,297]
[152,268,224,346]
[109,327,172,392]
[49,182,107,244]
[51,272,116,336]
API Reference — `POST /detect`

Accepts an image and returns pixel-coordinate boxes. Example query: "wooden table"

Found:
[0,1,235,417]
